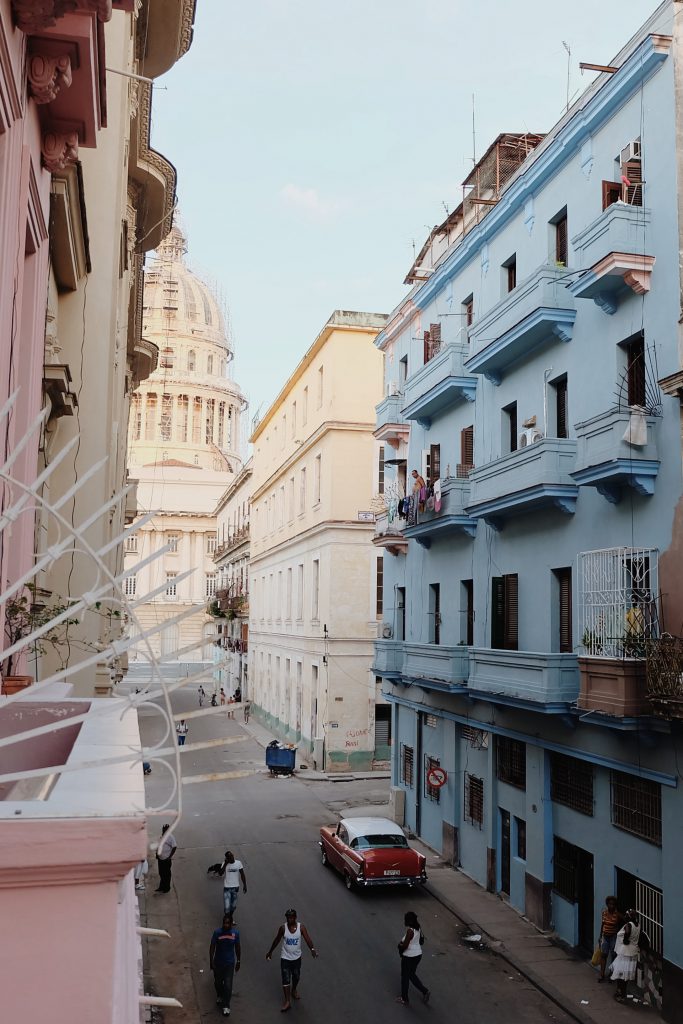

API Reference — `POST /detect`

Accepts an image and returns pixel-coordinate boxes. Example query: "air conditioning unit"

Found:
[382,623,394,639]
[621,140,641,164]
[386,380,402,397]
[519,428,544,448]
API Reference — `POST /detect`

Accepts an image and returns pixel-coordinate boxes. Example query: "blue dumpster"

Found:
[266,741,296,776]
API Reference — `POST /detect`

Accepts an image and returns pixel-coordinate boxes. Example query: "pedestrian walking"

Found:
[597,894,623,982]
[243,700,251,723]
[220,688,226,706]
[211,692,218,706]
[134,857,148,893]
[219,850,247,915]
[198,685,206,707]
[155,824,177,893]
[176,720,189,746]
[396,911,429,1006]
[266,908,318,1012]
[611,909,641,1003]
[210,912,241,1017]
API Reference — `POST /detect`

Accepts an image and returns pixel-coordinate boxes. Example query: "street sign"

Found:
[427,766,447,788]
[357,511,374,522]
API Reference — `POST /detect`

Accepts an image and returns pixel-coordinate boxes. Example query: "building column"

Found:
[523,746,553,929]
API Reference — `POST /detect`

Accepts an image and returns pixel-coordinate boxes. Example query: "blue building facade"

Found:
[373,5,683,1019]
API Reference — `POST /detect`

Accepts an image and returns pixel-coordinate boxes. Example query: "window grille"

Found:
[553,837,578,902]
[461,726,489,749]
[578,547,658,659]
[400,744,414,788]
[635,879,663,957]
[550,753,594,815]
[124,535,138,553]
[464,773,483,827]
[424,714,438,728]
[424,755,441,803]
[611,771,661,846]
[124,575,136,597]
[496,736,526,789]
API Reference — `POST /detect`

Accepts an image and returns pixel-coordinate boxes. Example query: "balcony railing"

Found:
[373,512,408,555]
[374,393,410,449]
[645,635,683,718]
[214,524,250,561]
[402,643,470,691]
[572,408,659,502]
[568,204,654,315]
[469,648,580,707]
[402,342,476,428]
[404,476,476,545]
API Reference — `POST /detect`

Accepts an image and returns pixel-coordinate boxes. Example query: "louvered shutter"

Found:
[627,334,646,407]
[491,577,505,649]
[503,573,518,651]
[556,379,568,439]
[558,568,572,653]
[555,216,568,265]
[602,180,621,210]
[460,426,474,471]
[429,444,441,482]
[423,330,431,365]
[623,160,643,206]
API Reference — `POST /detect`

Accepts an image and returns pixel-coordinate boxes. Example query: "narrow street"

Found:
[139,687,572,1024]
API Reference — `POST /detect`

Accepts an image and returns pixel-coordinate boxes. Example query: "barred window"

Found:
[611,771,662,846]
[461,726,489,749]
[496,736,526,789]
[400,744,414,788]
[124,575,136,597]
[424,755,441,804]
[551,753,594,815]
[124,535,138,553]
[553,837,578,902]
[465,773,483,827]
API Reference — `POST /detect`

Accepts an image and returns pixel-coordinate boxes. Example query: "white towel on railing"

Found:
[622,405,648,447]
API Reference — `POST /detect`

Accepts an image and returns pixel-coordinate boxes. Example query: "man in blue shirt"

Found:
[210,912,241,1017]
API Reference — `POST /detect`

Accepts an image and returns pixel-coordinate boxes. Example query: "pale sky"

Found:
[150,0,658,427]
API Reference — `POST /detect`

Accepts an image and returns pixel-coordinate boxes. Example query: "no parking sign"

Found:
[426,766,448,788]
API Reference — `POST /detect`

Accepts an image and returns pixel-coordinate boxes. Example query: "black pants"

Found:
[157,856,172,892]
[401,955,427,1002]
[213,963,235,1009]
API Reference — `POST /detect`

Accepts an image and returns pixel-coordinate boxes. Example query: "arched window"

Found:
[187,349,196,372]
[207,354,214,375]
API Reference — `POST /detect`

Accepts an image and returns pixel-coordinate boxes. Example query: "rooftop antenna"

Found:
[562,40,571,111]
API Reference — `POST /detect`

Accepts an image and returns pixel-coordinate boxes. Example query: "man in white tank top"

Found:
[265,908,318,1012]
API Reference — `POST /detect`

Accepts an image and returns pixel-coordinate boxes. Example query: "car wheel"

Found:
[344,871,354,891]
[321,847,328,867]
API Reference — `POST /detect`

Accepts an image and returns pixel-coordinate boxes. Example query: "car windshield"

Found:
[350,834,409,850]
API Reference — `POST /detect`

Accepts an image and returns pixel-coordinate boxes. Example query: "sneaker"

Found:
[222,1009,230,1016]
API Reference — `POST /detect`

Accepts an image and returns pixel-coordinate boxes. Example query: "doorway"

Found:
[577,848,594,952]
[500,810,511,895]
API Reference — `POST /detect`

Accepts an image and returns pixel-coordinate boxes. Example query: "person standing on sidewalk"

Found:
[598,895,623,982]
[611,910,641,1003]
[265,908,318,1012]
[243,700,251,723]
[219,850,247,915]
[176,720,189,746]
[155,824,177,893]
[210,912,241,1017]
[396,911,430,1006]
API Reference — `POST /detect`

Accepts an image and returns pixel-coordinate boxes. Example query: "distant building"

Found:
[248,310,388,770]
[213,458,253,695]
[376,5,683,1019]
[125,226,246,661]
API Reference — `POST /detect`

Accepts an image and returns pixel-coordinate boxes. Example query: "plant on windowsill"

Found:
[2,584,80,694]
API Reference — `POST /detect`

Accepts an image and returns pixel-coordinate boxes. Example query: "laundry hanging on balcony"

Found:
[622,405,648,446]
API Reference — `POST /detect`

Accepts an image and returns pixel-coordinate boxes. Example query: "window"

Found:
[286,567,292,619]
[291,402,296,436]
[554,567,572,653]
[554,211,568,266]
[374,705,391,749]
[317,366,324,408]
[124,575,137,597]
[167,533,179,553]
[429,583,441,645]
[428,444,441,484]
[207,354,214,375]
[459,426,474,476]
[177,394,189,442]
[206,534,217,555]
[496,737,526,789]
[424,755,441,803]
[424,714,438,728]
[462,579,474,645]
[160,394,172,440]
[131,394,142,440]
[314,454,322,504]
[396,586,406,642]
[463,294,474,330]
[461,726,489,748]
[619,140,643,206]
[503,254,517,293]
[611,771,661,846]
[400,744,414,787]
[465,774,484,827]
[378,445,385,495]
[625,332,646,407]
[311,559,320,620]
[125,535,138,553]
[515,818,527,860]
[376,556,384,617]
[205,573,217,598]
[299,467,306,514]
[187,349,196,372]
[192,397,202,444]
[491,574,518,650]
[205,398,215,443]
[553,375,568,439]
[302,386,308,423]
[282,414,286,447]
[160,346,174,369]
[218,403,225,447]
[296,563,304,619]
[550,753,594,815]
[145,393,157,440]
[166,572,178,599]
[503,401,518,454]
[553,837,579,901]
[288,477,295,522]
[423,322,441,364]
[399,355,408,385]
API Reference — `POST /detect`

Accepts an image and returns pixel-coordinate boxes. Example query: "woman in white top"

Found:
[396,911,430,1006]
[611,909,641,1003]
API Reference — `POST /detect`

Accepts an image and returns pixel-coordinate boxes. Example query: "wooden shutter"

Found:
[464,579,474,646]
[555,216,568,265]
[557,567,572,653]
[491,577,505,649]
[423,330,431,365]
[429,443,441,482]
[555,378,568,438]
[508,403,518,452]
[460,425,474,472]
[602,180,621,210]
[507,258,517,292]
[465,298,474,327]
[627,334,646,407]
[503,573,518,651]
[623,160,642,206]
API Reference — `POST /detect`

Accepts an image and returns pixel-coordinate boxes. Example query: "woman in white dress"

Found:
[610,909,641,1003]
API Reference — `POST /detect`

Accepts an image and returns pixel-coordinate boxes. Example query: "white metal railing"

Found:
[578,546,658,658]
[636,878,663,956]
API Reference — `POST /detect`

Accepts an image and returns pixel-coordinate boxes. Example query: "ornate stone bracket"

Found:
[41,129,78,173]
[28,52,72,104]
[12,1,112,33]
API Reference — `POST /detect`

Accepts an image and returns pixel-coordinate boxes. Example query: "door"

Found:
[500,810,511,895]
[577,849,594,953]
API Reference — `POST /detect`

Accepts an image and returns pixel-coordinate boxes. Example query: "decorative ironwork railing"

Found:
[645,634,683,715]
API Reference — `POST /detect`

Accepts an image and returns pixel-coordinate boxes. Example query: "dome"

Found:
[142,225,230,353]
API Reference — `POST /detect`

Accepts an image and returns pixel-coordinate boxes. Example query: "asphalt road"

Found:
[139,686,572,1024]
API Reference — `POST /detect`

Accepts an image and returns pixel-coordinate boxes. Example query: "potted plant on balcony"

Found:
[1,585,79,694]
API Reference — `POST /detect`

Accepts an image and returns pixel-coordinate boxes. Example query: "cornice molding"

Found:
[12,0,112,33]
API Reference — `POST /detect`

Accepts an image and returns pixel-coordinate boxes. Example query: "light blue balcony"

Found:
[373,512,409,556]
[402,643,470,692]
[404,475,476,546]
[571,407,660,503]
[402,342,477,427]
[466,438,579,530]
[568,204,654,315]
[374,392,410,448]
[468,648,580,710]
[465,265,576,384]
[373,639,404,679]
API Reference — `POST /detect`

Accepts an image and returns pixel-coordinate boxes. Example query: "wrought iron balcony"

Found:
[572,408,659,502]
[466,438,578,530]
[469,648,580,708]
[402,342,476,428]
[645,635,683,718]
[466,265,576,384]
[404,475,476,547]
[214,523,250,562]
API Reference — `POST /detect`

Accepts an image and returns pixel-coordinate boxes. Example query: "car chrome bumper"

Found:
[356,876,428,887]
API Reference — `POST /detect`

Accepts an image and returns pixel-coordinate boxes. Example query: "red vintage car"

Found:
[319,816,427,891]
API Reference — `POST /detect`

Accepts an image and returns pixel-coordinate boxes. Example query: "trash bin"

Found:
[265,741,297,776]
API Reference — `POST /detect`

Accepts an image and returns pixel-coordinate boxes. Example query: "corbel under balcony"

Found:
[465,307,576,385]
[12,2,135,33]
[567,252,655,315]
[43,363,76,418]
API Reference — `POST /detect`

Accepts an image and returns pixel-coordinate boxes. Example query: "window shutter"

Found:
[421,449,429,481]
[556,378,568,439]
[555,216,568,265]
[558,567,572,653]
[503,573,518,651]
[429,444,441,482]
[430,322,441,346]
[627,334,646,407]
[602,180,621,210]
[623,160,643,206]
[491,577,505,649]
[460,425,474,470]
[423,330,431,365]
